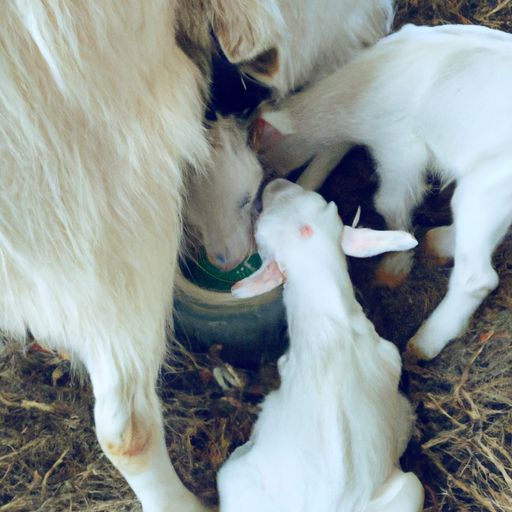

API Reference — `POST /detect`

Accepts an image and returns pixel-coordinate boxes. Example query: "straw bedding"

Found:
[1,1,511,511]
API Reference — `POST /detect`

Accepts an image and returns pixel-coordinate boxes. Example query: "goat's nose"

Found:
[214,253,226,265]
[206,252,233,271]
[207,251,230,269]
[206,249,248,271]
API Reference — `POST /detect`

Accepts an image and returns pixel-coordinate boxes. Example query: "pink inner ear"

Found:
[231,259,285,298]
[300,224,314,238]
[341,226,418,258]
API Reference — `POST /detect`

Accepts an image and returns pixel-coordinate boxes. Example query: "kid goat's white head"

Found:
[232,179,418,298]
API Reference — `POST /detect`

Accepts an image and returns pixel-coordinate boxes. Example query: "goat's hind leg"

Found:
[372,142,429,287]
[84,334,207,512]
[423,224,455,266]
[408,159,512,359]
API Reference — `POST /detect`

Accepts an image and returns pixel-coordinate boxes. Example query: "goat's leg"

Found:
[395,394,414,459]
[408,163,512,359]
[85,340,207,512]
[423,224,455,265]
[297,143,350,191]
[372,143,428,287]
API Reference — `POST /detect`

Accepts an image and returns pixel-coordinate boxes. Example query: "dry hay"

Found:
[395,0,512,30]
[1,1,512,511]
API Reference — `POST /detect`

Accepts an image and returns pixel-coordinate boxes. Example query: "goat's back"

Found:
[219,321,411,512]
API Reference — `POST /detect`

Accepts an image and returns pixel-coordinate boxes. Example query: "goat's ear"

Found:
[232,259,284,298]
[208,0,284,63]
[242,47,280,79]
[341,226,418,258]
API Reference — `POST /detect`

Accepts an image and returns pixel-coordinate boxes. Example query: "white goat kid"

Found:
[260,24,512,360]
[218,179,423,512]
[184,0,394,269]
[0,1,284,510]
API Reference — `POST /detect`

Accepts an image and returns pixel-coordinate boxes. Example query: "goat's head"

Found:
[185,117,264,270]
[232,179,418,298]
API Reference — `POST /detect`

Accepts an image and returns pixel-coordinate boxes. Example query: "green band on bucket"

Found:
[183,248,262,292]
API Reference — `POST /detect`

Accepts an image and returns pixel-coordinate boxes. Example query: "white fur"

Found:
[209,0,285,63]
[218,180,421,512]
[244,0,394,95]
[261,23,512,359]
[186,0,394,268]
[0,1,283,510]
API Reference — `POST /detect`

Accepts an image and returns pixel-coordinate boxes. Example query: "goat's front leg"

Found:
[297,143,350,191]
[408,162,512,359]
[84,336,207,512]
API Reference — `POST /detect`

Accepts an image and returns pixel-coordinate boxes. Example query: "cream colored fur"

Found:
[185,117,262,269]
[243,0,394,95]
[0,1,280,510]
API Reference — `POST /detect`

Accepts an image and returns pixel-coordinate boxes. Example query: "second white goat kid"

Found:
[218,179,423,512]
[260,24,512,360]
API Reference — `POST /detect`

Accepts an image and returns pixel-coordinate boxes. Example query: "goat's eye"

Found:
[239,194,251,210]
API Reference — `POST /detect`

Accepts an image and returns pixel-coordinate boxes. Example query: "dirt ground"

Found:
[1,1,512,511]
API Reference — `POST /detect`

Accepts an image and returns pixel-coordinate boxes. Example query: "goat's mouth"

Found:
[206,251,247,272]
[180,246,263,293]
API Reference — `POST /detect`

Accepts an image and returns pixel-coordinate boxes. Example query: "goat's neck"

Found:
[282,253,371,355]
[285,274,354,321]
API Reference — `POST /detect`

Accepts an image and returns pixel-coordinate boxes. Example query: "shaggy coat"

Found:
[0,1,283,510]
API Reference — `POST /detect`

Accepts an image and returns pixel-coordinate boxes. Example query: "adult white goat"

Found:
[0,1,284,510]
[183,0,394,269]
[259,23,512,360]
[217,179,423,512]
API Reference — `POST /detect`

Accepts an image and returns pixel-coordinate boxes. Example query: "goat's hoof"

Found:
[403,344,426,365]
[374,267,409,288]
[374,253,412,288]
[406,335,438,362]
